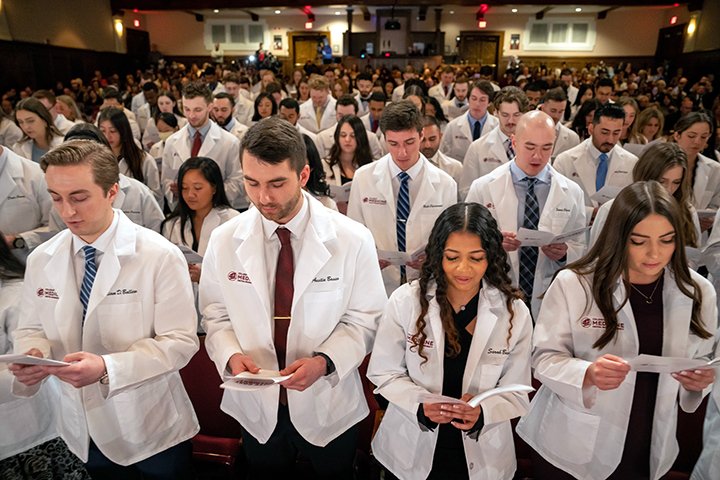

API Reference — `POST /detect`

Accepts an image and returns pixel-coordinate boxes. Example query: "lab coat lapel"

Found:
[538,170,569,232]
[44,234,82,352]
[661,270,693,358]
[0,163,17,206]
[463,285,499,392]
[293,197,333,310]
[426,286,446,388]
[373,157,397,220]
[575,144,598,200]
[199,123,219,157]
[235,213,272,322]
[409,158,436,218]
[489,167,518,231]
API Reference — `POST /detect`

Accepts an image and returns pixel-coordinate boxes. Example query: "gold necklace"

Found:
[629,277,662,304]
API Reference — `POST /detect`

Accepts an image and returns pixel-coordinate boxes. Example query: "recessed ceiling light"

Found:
[213,9,219,13]
[274,9,281,14]
[335,11,341,15]
[511,8,518,13]
[575,7,582,12]
[449,10,455,15]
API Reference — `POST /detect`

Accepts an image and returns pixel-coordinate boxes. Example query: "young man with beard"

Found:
[212,93,249,142]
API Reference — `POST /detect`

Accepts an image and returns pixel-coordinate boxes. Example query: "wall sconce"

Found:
[687,15,697,35]
[113,18,124,36]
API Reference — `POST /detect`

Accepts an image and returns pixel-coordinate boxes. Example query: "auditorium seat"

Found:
[179,335,244,475]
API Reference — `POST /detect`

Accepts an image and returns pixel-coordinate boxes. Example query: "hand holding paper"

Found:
[417,384,534,408]
[221,369,294,391]
[516,226,589,247]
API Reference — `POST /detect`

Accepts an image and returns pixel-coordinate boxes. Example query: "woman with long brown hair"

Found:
[368,202,532,480]
[518,181,716,480]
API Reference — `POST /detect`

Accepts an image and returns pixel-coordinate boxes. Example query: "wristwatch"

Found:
[98,370,109,385]
[12,236,26,249]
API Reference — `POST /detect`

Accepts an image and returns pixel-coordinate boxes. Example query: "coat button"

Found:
[469,462,474,470]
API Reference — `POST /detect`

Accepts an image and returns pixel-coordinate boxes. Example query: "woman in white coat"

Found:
[99,107,163,205]
[672,112,720,233]
[590,142,700,249]
[162,157,238,292]
[142,91,186,150]
[11,98,63,163]
[0,233,90,478]
[368,203,533,480]
[517,181,717,480]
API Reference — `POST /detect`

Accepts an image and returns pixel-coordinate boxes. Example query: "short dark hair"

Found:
[524,82,543,93]
[597,78,614,90]
[336,94,358,113]
[157,112,178,129]
[593,103,626,124]
[279,98,300,113]
[102,87,122,101]
[241,116,307,175]
[224,73,240,84]
[380,100,424,134]
[369,92,387,103]
[32,89,56,105]
[560,68,572,77]
[142,82,158,92]
[64,123,111,149]
[356,73,373,83]
[543,87,567,103]
[214,92,236,108]
[182,82,213,104]
[471,80,495,100]
[422,115,441,130]
[494,87,529,112]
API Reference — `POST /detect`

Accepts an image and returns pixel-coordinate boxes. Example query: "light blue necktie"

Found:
[596,153,609,191]
[397,171,410,283]
[80,245,97,322]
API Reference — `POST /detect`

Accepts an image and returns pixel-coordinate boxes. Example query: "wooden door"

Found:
[459,31,504,78]
[289,33,328,68]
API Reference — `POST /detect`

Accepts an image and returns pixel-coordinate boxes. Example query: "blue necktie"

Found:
[519,178,539,307]
[472,120,482,141]
[596,153,609,191]
[397,171,410,284]
[80,245,97,322]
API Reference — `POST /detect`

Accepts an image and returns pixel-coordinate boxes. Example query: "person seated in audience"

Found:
[142,90,186,150]
[162,157,238,292]
[424,95,449,132]
[32,89,76,135]
[628,107,664,145]
[212,92,248,142]
[0,109,23,147]
[250,92,277,125]
[302,135,337,211]
[98,107,162,205]
[617,97,639,145]
[538,87,581,158]
[671,112,720,233]
[554,103,638,224]
[55,95,84,124]
[441,76,470,121]
[517,180,716,480]
[317,94,384,160]
[348,101,457,295]
[569,98,602,142]
[568,83,595,123]
[368,202,532,480]
[421,115,462,188]
[461,87,528,199]
[135,81,159,133]
[12,98,63,163]
[590,142,699,250]
[441,80,499,162]
[466,110,586,317]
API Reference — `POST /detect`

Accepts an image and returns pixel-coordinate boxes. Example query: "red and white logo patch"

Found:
[227,271,251,284]
[36,288,59,299]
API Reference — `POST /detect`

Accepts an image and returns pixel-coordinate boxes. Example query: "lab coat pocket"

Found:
[0,398,45,447]
[302,289,343,340]
[113,375,179,444]
[479,364,504,389]
[97,302,143,352]
[538,393,600,465]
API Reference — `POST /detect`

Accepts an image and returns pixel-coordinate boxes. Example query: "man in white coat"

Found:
[199,117,386,478]
[466,111,587,317]
[212,93,249,142]
[0,145,53,255]
[420,115,462,188]
[278,98,327,160]
[460,87,528,199]
[428,66,455,104]
[298,77,337,134]
[162,82,245,210]
[354,72,374,117]
[538,87,580,159]
[440,80,499,162]
[222,74,254,126]
[440,75,470,120]
[348,100,458,295]
[9,140,199,479]
[553,103,638,223]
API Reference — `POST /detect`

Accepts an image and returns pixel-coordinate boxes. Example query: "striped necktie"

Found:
[80,245,97,322]
[505,138,515,159]
[519,177,539,308]
[396,171,411,284]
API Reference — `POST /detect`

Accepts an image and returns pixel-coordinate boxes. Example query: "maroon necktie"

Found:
[274,228,293,404]
[371,118,378,133]
[191,130,202,157]
[444,85,449,97]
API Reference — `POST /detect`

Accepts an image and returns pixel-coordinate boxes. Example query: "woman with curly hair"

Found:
[368,202,533,480]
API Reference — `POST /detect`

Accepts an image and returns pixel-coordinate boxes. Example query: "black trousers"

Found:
[86,440,194,480]
[241,403,358,479]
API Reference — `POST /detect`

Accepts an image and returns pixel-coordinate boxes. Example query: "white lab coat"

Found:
[0,148,53,249]
[692,153,720,211]
[162,207,240,257]
[429,82,454,104]
[360,115,388,156]
[442,98,470,121]
[440,113,499,164]
[50,174,164,233]
[233,95,254,126]
[296,124,327,160]
[368,281,532,480]
[119,151,162,206]
[516,268,717,480]
[428,150,463,190]
[12,210,200,465]
[460,126,511,200]
[0,117,23,147]
[692,326,720,480]
[142,115,187,150]
[354,92,371,117]
[130,92,146,118]
[553,139,638,221]
[11,135,64,162]
[298,97,338,134]
[225,119,248,143]
[136,103,151,133]
[161,122,245,210]
[553,122,581,159]
[347,155,458,295]
[53,114,76,136]
[317,125,384,161]
[465,163,587,317]
[199,192,387,445]
[1,278,59,460]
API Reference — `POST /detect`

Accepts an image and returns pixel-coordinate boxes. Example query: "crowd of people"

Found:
[1,53,720,480]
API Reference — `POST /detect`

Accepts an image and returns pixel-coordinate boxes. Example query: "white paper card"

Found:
[177,244,203,264]
[627,354,720,374]
[416,384,535,408]
[516,226,589,247]
[377,245,426,265]
[221,369,294,391]
[591,185,622,204]
[329,183,352,203]
[0,354,71,366]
